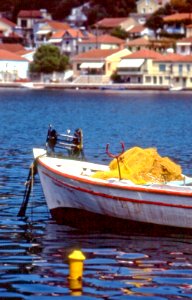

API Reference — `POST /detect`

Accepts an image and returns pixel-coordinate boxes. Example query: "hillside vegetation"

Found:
[0,0,191,25]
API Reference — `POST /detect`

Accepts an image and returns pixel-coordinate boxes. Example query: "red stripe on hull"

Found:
[42,169,192,210]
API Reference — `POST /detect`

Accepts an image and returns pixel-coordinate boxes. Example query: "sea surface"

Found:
[0,88,192,299]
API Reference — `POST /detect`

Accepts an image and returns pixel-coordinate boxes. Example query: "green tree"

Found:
[111,26,128,39]
[30,45,69,74]
[145,14,164,37]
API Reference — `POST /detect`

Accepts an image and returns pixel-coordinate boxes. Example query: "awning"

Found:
[36,30,51,35]
[48,38,62,43]
[80,62,104,69]
[117,59,145,68]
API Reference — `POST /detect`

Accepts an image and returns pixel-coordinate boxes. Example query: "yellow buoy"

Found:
[69,278,83,296]
[68,250,86,280]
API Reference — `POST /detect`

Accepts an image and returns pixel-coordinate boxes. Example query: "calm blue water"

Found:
[0,88,192,299]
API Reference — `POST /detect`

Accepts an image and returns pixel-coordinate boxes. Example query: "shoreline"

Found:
[0,81,191,92]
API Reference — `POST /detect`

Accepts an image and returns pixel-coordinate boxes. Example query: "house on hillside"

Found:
[93,18,138,35]
[163,13,192,36]
[137,0,170,14]
[47,28,84,56]
[0,17,16,36]
[176,37,192,55]
[0,49,29,81]
[16,9,52,47]
[34,20,70,48]
[186,24,192,38]
[78,34,125,53]
[126,36,151,52]
[126,36,174,53]
[72,48,130,83]
[66,2,89,27]
[127,24,153,39]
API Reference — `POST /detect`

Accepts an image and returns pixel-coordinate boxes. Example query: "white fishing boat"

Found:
[21,125,192,233]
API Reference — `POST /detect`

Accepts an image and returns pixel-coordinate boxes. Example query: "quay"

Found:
[0,81,188,91]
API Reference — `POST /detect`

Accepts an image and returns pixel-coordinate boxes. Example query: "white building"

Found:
[0,49,29,81]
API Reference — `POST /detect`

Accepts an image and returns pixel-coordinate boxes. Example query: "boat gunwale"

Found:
[37,156,192,198]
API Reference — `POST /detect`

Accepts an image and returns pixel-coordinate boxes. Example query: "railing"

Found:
[46,125,84,158]
[73,75,110,84]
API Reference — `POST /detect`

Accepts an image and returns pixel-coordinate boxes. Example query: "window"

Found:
[187,64,190,72]
[146,76,151,83]
[21,19,27,28]
[159,64,166,72]
[181,46,185,53]
[178,64,183,74]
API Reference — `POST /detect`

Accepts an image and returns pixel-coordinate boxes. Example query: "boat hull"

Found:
[36,156,192,230]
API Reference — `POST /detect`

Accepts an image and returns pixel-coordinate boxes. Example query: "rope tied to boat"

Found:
[17,152,47,218]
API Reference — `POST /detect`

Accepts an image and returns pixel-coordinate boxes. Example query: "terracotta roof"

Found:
[66,28,84,38]
[176,36,192,44]
[0,43,25,52]
[16,49,33,55]
[126,37,150,46]
[94,18,128,28]
[50,28,84,40]
[47,20,70,30]
[163,13,192,22]
[124,49,163,59]
[154,53,187,62]
[0,17,16,27]
[73,48,121,60]
[51,30,64,39]
[128,25,145,34]
[18,10,42,18]
[0,49,27,61]
[79,34,124,45]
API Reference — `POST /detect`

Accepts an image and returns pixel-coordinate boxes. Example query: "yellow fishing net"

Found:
[92,147,183,184]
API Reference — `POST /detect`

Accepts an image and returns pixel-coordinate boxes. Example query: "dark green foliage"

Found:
[111,71,122,83]
[111,26,128,39]
[145,14,164,37]
[30,45,69,74]
[0,0,136,25]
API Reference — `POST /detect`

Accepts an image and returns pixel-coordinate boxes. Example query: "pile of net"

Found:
[92,146,183,185]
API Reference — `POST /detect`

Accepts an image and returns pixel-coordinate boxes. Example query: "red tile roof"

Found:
[125,49,163,59]
[51,30,64,39]
[0,43,25,53]
[163,13,192,22]
[47,20,70,30]
[126,37,150,46]
[66,28,84,38]
[176,36,192,43]
[79,34,124,45]
[50,28,84,39]
[18,10,42,18]
[0,49,27,61]
[154,53,187,62]
[0,17,16,27]
[128,25,145,34]
[73,48,121,60]
[94,18,128,28]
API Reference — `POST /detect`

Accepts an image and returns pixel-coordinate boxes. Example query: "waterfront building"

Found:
[72,48,130,84]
